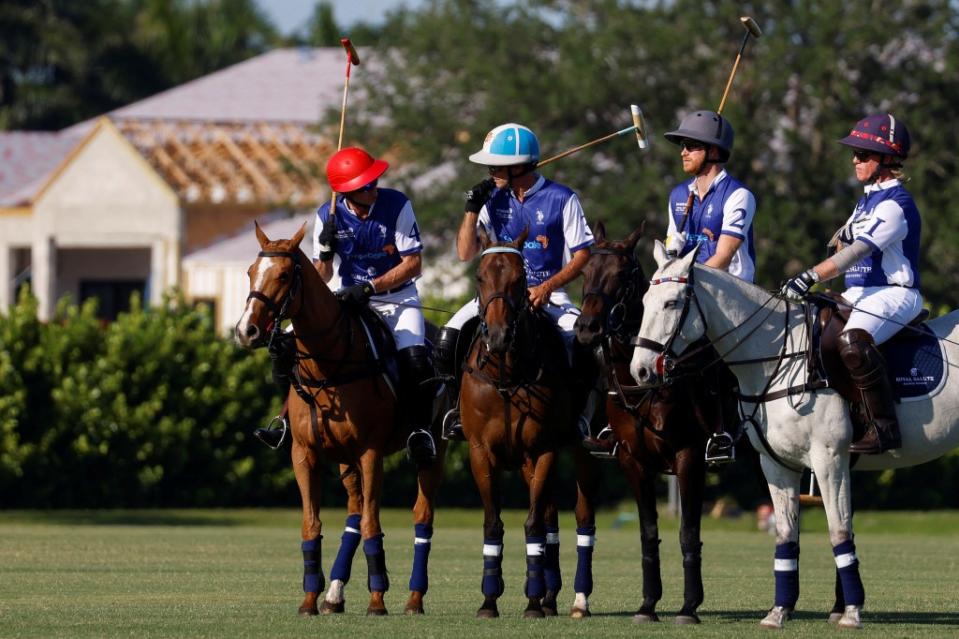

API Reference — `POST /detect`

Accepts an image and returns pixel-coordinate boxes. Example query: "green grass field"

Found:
[2,508,958,638]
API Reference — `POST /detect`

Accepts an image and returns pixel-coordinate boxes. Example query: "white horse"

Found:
[629,241,959,629]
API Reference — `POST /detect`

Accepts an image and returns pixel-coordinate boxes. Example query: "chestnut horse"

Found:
[460,229,598,619]
[235,222,445,616]
[574,221,734,624]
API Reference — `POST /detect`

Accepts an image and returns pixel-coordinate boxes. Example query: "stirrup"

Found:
[441,408,464,441]
[406,429,437,466]
[583,425,618,460]
[705,432,735,465]
[253,415,288,450]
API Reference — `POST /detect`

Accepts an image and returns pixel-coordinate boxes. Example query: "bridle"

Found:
[476,246,528,355]
[582,246,645,340]
[245,250,303,347]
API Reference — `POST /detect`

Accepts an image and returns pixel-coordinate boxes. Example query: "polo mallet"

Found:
[328,37,361,220]
[678,16,762,235]
[536,104,649,168]
[717,16,762,115]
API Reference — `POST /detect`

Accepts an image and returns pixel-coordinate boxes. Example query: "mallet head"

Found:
[631,104,649,151]
[740,16,762,38]
[340,37,361,65]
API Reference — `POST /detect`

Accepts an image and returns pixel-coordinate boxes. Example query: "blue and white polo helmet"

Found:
[469,123,540,166]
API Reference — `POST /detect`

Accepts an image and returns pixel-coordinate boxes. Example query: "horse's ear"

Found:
[254,220,270,248]
[593,220,606,241]
[652,239,668,267]
[513,225,530,249]
[625,220,645,252]
[477,226,492,251]
[290,222,307,249]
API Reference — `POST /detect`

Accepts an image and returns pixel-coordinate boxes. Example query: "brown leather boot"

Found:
[839,329,902,454]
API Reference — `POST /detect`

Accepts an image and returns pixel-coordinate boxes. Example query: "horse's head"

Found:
[476,226,529,355]
[629,240,704,387]
[575,220,646,347]
[235,221,308,348]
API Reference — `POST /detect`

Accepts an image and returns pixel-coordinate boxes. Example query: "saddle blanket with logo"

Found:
[880,324,947,401]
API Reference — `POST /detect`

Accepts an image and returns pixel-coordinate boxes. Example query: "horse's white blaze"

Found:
[324,579,345,604]
[632,245,959,623]
[235,256,276,343]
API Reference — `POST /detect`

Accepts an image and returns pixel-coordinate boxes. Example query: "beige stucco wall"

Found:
[27,120,181,318]
[182,261,249,336]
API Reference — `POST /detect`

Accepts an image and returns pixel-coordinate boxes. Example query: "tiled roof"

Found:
[0,132,83,206]
[110,48,350,124]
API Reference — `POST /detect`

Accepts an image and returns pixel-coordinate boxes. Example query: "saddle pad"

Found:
[880,324,947,401]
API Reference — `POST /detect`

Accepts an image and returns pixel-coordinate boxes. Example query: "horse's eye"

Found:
[664,299,679,310]
[475,276,484,284]
[279,272,290,282]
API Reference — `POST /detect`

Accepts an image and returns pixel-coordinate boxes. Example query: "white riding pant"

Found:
[366,284,425,350]
[445,290,581,363]
[841,285,924,346]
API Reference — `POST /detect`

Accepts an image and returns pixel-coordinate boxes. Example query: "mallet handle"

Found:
[538,125,638,168]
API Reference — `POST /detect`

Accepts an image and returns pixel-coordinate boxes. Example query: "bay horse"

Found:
[630,241,959,629]
[235,222,446,617]
[459,228,599,619]
[574,221,732,624]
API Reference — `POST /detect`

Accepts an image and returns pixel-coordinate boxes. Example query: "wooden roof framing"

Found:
[116,119,333,207]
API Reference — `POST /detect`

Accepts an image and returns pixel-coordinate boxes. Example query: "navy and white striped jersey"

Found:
[477,175,594,288]
[843,179,921,289]
[666,170,757,282]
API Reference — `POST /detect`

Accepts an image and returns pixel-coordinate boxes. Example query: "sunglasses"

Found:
[680,140,706,152]
[852,150,877,162]
[487,166,509,175]
[356,179,378,192]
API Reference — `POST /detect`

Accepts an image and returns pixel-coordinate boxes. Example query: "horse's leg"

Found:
[541,500,560,617]
[292,439,324,616]
[358,448,389,616]
[811,450,863,629]
[758,456,803,629]
[522,451,555,619]
[675,450,706,624]
[570,446,598,619]
[404,440,446,615]
[321,463,362,614]
[620,455,662,623]
[470,443,504,618]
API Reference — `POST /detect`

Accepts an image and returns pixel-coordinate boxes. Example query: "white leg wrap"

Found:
[573,592,589,611]
[324,579,345,604]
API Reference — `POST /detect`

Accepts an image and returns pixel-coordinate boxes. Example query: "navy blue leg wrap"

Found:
[302,535,325,594]
[364,534,389,593]
[641,538,662,603]
[833,539,864,606]
[409,523,433,594]
[574,526,595,596]
[481,540,504,597]
[681,542,704,610]
[544,525,562,593]
[330,514,361,583]
[524,535,547,598]
[774,542,800,608]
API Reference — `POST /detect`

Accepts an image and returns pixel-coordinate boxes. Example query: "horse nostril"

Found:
[637,367,649,381]
[245,324,259,339]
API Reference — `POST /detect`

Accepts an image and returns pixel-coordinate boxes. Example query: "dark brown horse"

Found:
[575,221,731,624]
[460,228,598,619]
[235,222,445,617]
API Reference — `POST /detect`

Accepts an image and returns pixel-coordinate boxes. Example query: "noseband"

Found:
[246,250,302,344]
[582,246,644,337]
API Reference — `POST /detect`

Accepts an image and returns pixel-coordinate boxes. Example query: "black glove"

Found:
[338,282,375,306]
[780,269,819,301]
[464,178,495,214]
[317,219,338,262]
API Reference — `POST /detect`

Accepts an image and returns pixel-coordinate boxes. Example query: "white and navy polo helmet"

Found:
[468,123,540,166]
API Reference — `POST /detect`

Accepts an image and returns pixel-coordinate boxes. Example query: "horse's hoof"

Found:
[366,606,388,617]
[298,605,319,616]
[633,612,660,624]
[319,600,344,614]
[541,591,558,616]
[828,611,843,624]
[541,605,558,617]
[476,607,499,619]
[570,607,591,619]
[837,605,863,629]
[523,608,545,619]
[404,604,425,616]
[675,614,700,625]
[759,605,791,629]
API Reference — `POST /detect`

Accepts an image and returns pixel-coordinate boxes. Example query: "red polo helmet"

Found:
[839,113,911,160]
[326,147,389,193]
